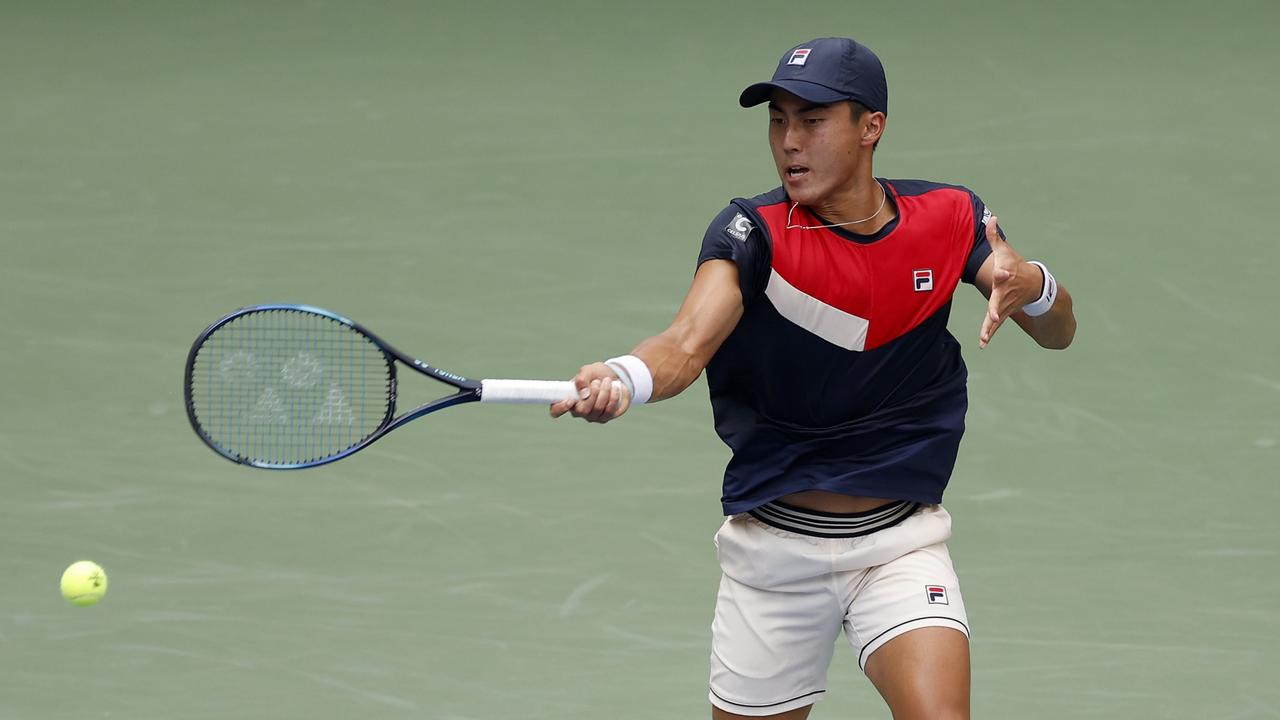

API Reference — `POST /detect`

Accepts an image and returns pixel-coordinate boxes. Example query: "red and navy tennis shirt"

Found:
[698,179,995,515]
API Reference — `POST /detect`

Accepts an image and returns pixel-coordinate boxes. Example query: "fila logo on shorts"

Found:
[913,269,934,292]
[787,48,811,66]
[725,213,754,242]
[926,585,949,604]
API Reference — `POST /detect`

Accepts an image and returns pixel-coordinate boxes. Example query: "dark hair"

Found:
[848,100,880,150]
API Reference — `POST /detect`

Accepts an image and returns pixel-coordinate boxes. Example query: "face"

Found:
[767,90,872,207]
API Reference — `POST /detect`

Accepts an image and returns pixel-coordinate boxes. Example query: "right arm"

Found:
[550,258,744,423]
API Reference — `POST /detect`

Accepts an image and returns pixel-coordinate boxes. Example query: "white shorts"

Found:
[708,504,969,716]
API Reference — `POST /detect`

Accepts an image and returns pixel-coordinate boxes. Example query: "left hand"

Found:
[979,216,1044,348]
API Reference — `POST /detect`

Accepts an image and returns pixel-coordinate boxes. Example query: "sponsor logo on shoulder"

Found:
[787,48,811,66]
[913,269,934,292]
[926,585,949,605]
[725,212,753,242]
[982,207,993,226]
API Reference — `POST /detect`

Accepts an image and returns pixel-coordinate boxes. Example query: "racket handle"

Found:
[479,379,623,404]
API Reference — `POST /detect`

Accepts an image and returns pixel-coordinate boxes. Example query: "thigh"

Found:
[863,626,969,720]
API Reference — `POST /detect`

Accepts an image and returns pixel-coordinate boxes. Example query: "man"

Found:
[551,37,1075,719]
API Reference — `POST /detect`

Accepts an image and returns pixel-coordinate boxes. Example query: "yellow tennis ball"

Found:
[60,560,108,607]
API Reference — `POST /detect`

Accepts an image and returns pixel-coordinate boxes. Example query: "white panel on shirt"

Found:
[763,269,869,351]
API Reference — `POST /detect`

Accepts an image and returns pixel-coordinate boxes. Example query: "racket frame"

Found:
[183,303,484,469]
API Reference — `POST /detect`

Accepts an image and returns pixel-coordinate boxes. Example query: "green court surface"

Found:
[2,1,1278,717]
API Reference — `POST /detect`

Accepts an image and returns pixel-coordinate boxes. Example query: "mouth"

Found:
[784,165,810,181]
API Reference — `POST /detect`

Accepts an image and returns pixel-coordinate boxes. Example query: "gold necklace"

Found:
[785,181,887,230]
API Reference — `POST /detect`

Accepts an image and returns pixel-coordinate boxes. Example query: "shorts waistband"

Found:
[747,499,920,538]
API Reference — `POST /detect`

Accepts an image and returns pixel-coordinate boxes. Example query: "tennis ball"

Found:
[60,560,108,607]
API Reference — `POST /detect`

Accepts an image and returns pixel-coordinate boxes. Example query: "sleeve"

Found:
[962,191,1000,285]
[696,202,772,304]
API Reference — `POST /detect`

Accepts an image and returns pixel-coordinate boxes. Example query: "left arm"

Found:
[973,216,1076,349]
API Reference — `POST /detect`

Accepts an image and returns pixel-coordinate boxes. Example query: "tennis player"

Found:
[552,36,1075,719]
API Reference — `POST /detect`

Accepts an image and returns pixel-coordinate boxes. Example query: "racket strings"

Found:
[188,309,392,466]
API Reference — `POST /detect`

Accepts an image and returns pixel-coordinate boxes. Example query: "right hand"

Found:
[978,215,1041,348]
[549,362,631,423]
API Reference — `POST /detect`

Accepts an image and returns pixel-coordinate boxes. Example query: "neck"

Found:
[810,175,894,231]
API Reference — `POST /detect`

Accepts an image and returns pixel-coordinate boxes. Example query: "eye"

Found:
[804,118,823,126]
[769,116,783,125]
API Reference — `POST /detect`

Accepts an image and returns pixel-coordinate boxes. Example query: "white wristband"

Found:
[1022,261,1058,318]
[604,355,653,405]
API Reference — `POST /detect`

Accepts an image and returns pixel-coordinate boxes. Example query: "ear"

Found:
[862,111,886,147]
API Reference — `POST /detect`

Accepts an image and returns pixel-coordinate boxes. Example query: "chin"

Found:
[785,185,823,207]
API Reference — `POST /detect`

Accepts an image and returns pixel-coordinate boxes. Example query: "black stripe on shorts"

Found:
[710,686,826,709]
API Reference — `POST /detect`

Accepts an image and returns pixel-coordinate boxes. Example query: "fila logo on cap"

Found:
[913,269,934,292]
[725,212,754,242]
[926,585,949,605]
[787,48,811,66]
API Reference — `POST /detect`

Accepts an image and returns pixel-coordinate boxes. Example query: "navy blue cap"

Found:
[739,37,888,115]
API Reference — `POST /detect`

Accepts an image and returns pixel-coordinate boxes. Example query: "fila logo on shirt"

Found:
[725,213,754,242]
[787,48,811,66]
[913,269,934,292]
[925,585,949,605]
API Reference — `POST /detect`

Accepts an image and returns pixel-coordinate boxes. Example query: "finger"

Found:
[605,379,622,416]
[985,215,1002,245]
[979,292,1001,347]
[998,292,1025,323]
[549,398,572,418]
[588,378,614,419]
[980,311,1008,348]
[614,384,632,417]
[591,382,622,423]
[989,314,1008,342]
[573,368,593,396]
[608,379,632,418]
[571,379,595,417]
[554,376,585,415]
[577,378,602,420]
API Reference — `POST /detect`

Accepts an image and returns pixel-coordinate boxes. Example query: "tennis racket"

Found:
[184,304,586,469]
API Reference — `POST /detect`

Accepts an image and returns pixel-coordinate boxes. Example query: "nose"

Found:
[782,122,803,154]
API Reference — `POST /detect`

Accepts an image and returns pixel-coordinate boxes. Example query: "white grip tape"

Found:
[479,379,621,404]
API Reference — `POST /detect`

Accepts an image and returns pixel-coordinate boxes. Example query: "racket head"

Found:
[184,305,398,468]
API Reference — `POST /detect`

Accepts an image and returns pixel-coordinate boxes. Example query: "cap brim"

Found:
[739,79,850,108]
